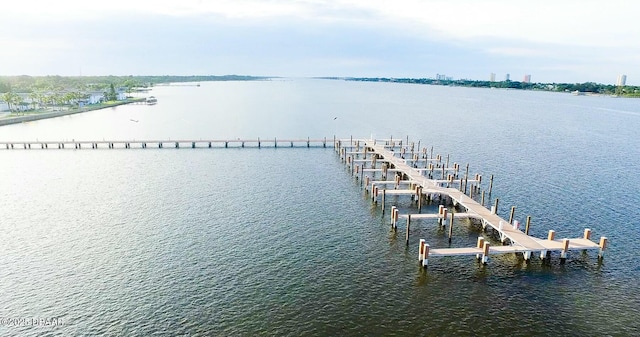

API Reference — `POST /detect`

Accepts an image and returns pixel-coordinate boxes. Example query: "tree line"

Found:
[344,77,639,96]
[0,75,269,113]
[0,75,268,94]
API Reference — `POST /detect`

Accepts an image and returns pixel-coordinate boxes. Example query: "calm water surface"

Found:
[1,79,639,336]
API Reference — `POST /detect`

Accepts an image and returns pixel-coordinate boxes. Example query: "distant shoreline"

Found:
[323,77,640,97]
[0,98,145,127]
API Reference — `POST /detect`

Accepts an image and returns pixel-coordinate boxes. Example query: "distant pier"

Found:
[1,137,329,150]
[336,137,607,267]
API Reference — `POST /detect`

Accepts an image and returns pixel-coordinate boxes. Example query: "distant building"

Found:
[616,74,627,86]
[490,73,496,82]
[87,92,105,104]
[505,73,510,81]
[523,74,531,83]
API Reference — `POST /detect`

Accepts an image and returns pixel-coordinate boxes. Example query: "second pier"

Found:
[336,137,607,268]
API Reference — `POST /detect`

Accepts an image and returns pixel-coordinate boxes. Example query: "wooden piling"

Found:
[482,242,490,264]
[492,198,499,215]
[561,238,570,260]
[598,237,608,258]
[509,206,516,224]
[481,191,485,206]
[373,185,379,203]
[476,237,485,260]
[488,174,494,195]
[423,243,430,267]
[419,239,426,262]
[448,211,454,243]
[442,208,448,228]
[392,207,399,230]
[351,156,355,175]
[381,190,386,213]
[540,249,547,260]
[406,214,411,245]
[583,228,592,240]
[547,230,556,241]
[525,216,531,235]
[390,206,397,227]
[465,163,469,181]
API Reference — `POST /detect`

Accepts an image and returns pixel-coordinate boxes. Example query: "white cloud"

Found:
[6,0,639,46]
[2,0,639,82]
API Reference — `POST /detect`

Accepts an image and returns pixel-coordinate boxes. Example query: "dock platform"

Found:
[336,138,607,267]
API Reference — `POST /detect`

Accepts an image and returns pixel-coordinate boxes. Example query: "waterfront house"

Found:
[87,92,105,104]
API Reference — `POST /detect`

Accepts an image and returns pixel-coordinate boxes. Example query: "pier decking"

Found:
[336,138,607,267]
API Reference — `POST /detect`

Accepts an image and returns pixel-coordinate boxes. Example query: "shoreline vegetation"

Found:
[0,75,269,94]
[0,75,269,126]
[320,77,640,97]
[0,98,145,126]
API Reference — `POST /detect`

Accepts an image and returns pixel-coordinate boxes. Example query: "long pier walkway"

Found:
[1,138,329,150]
[336,138,607,267]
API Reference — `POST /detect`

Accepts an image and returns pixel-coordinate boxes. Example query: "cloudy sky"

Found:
[1,0,638,84]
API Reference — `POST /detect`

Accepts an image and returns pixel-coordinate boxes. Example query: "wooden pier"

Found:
[0,137,329,150]
[336,137,607,267]
[2,134,608,269]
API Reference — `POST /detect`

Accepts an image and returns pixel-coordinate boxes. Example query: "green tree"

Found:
[106,83,117,101]
[1,91,20,112]
[29,91,40,110]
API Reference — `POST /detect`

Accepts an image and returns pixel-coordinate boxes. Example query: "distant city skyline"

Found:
[1,1,638,85]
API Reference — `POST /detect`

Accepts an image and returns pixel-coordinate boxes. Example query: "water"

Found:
[1,79,639,336]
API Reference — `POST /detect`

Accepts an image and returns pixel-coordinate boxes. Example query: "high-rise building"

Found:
[617,74,627,86]
[523,75,531,83]
[490,73,496,82]
[505,73,510,81]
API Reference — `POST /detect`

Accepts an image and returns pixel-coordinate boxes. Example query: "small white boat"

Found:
[146,96,157,105]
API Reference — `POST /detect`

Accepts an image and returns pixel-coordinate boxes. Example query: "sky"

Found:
[1,0,638,84]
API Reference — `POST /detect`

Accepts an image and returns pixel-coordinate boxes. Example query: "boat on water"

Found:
[146,96,157,105]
